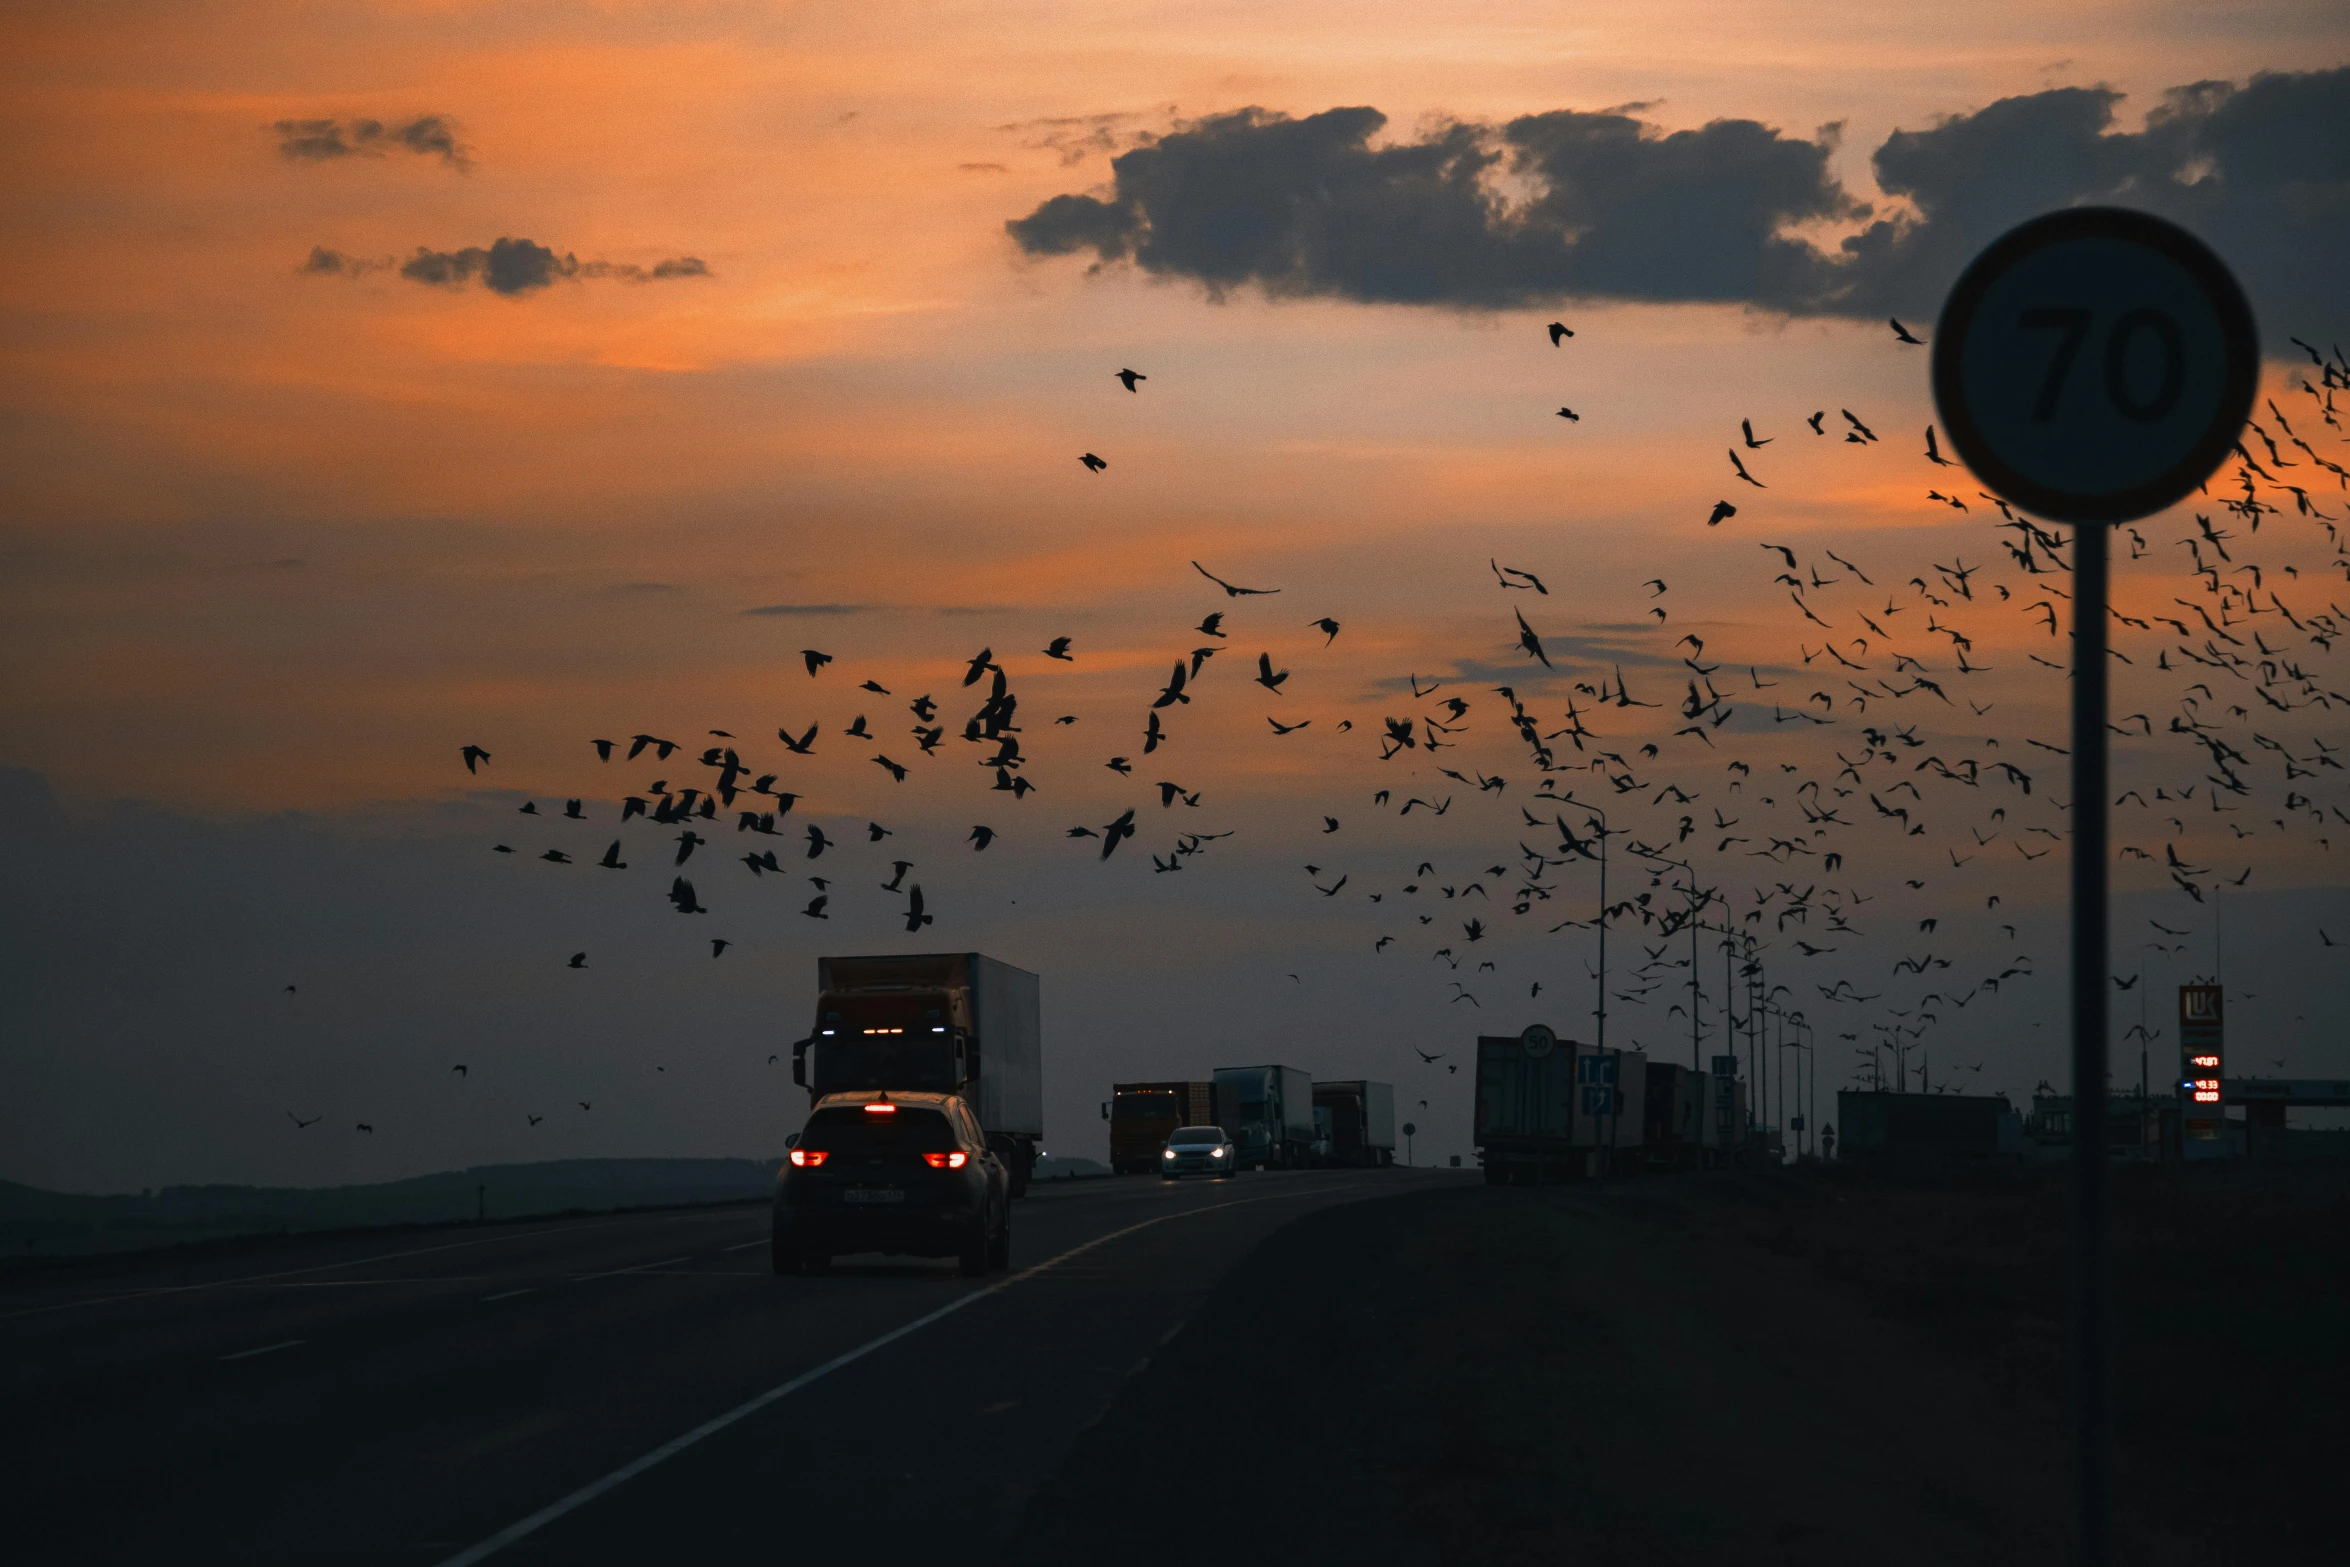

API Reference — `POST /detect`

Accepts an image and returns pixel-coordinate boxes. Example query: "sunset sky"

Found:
[4,1,2346,1191]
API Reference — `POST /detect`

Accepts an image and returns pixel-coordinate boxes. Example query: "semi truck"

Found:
[1104,1080,1219,1174]
[1472,1032,1646,1182]
[792,953,1043,1196]
[1312,1079,1396,1166]
[1211,1064,1315,1169]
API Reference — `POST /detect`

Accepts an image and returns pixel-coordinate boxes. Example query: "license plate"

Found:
[843,1188,905,1204]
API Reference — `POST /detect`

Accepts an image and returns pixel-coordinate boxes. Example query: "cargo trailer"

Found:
[1311,1079,1395,1167]
[1104,1080,1218,1174]
[1211,1065,1315,1169]
[1473,1033,1645,1182]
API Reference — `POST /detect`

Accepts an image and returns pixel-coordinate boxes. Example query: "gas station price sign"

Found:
[2179,984,2224,1131]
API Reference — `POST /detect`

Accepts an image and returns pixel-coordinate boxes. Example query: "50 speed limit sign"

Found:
[1931,207,2257,525]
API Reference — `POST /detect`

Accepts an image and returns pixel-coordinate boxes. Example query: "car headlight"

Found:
[1211,1148,1226,1158]
[1162,1148,1176,1159]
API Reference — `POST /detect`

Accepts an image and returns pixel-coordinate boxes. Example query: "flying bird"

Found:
[1890,318,1924,345]
[1741,419,1771,448]
[1255,653,1290,692]
[568,952,587,968]
[801,649,832,676]
[1556,407,1579,422]
[1310,617,1341,644]
[668,877,705,914]
[1707,500,1737,527]
[1115,368,1145,391]
[1547,321,1573,344]
[1044,636,1074,660]
[903,885,934,932]
[1925,426,1953,466]
[460,745,490,773]
[1193,561,1279,596]
[1079,452,1107,472]
[1099,808,1137,860]
[969,825,997,850]
[1728,448,1765,487]
[1513,608,1551,669]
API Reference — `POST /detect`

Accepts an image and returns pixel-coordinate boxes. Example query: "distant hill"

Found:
[0,1157,782,1261]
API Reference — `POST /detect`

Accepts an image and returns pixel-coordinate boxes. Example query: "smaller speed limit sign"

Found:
[1932,207,2257,524]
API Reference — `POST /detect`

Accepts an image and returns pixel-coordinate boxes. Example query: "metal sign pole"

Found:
[2071,513,2111,1567]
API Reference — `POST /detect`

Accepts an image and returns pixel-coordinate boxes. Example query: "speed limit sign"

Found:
[1930,206,2257,1567]
[1931,206,2257,524]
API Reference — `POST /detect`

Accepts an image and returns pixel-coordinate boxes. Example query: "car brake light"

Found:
[863,1102,897,1115]
[921,1151,968,1169]
[789,1149,828,1167]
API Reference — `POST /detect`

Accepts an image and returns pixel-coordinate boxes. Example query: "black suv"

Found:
[772,1090,1010,1276]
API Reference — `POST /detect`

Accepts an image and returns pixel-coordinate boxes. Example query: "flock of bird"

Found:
[287,309,2350,1138]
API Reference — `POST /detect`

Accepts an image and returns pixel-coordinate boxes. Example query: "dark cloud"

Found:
[1008,71,2348,337]
[300,245,379,277]
[271,115,469,169]
[741,603,866,616]
[324,238,713,296]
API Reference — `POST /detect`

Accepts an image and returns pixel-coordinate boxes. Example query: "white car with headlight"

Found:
[1159,1125,1238,1180]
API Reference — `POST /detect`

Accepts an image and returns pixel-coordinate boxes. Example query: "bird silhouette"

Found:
[1079,452,1107,472]
[1547,321,1573,344]
[1193,561,1279,596]
[461,745,491,773]
[1115,368,1145,391]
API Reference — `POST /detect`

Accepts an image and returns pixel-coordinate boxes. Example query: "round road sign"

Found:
[1931,207,2257,524]
[1520,1023,1556,1059]
[1402,1121,1417,1138]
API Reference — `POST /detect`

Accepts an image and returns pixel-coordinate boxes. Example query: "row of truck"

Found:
[1470,1032,1751,1180]
[1103,1070,1398,1173]
[781,952,1754,1191]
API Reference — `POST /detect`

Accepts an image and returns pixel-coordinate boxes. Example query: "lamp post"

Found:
[1556,794,1611,1064]
[1626,842,1717,1074]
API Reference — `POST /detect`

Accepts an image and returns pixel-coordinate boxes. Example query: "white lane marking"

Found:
[480,1289,537,1303]
[719,1240,767,1253]
[433,1176,1377,1567]
[570,1256,690,1282]
[219,1339,305,1362]
[0,1209,762,1323]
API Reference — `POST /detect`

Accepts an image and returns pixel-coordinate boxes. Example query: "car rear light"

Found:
[789,1149,829,1167]
[921,1151,968,1169]
[863,1102,897,1115]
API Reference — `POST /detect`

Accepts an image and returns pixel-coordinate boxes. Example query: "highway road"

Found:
[2,1167,1456,1564]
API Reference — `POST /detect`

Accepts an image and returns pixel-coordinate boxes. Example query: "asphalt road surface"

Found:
[2,1168,1455,1564]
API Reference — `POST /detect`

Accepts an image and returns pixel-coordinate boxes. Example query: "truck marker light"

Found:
[921,1152,969,1169]
[789,1149,829,1167]
[863,1102,898,1115]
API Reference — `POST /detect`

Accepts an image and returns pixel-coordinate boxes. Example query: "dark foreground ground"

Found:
[1005,1161,2348,1567]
